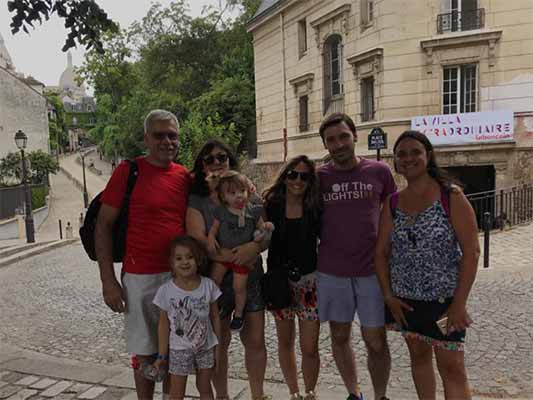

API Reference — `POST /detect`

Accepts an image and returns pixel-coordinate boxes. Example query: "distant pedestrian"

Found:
[111,160,116,171]
[375,130,480,400]
[95,109,190,399]
[78,212,84,230]
[65,222,73,239]
[151,235,221,399]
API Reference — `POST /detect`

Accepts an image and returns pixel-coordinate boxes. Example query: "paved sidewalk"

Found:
[59,152,108,202]
[36,171,85,241]
[1,222,533,399]
[1,343,524,400]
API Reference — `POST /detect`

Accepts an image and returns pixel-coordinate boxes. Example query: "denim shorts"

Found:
[218,258,265,320]
[316,272,385,327]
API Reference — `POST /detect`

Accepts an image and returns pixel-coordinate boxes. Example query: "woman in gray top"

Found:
[186,139,270,400]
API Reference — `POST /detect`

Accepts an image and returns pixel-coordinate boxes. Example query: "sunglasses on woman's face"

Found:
[203,153,228,165]
[286,170,310,181]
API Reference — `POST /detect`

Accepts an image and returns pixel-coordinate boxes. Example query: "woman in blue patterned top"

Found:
[375,130,480,400]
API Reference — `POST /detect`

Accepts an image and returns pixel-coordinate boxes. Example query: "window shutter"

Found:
[323,45,332,114]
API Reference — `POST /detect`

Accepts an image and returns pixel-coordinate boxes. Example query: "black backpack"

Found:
[80,160,139,262]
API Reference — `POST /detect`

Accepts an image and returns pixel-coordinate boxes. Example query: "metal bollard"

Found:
[483,212,491,269]
[58,219,63,240]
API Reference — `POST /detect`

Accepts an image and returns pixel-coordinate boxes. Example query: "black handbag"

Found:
[261,267,291,310]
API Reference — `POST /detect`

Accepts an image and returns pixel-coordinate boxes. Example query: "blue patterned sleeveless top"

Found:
[389,197,462,301]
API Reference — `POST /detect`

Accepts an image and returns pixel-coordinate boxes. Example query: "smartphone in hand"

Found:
[436,316,448,335]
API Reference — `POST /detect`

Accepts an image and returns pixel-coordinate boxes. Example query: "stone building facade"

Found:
[248,0,533,193]
[0,33,49,160]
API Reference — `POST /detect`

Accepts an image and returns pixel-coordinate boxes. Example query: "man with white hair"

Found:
[96,109,190,399]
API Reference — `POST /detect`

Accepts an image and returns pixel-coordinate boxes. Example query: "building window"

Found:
[361,0,374,26]
[323,35,344,114]
[299,95,309,132]
[298,19,307,59]
[438,0,483,33]
[361,77,375,122]
[443,64,477,114]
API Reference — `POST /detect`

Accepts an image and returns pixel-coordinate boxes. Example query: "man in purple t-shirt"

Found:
[317,113,396,400]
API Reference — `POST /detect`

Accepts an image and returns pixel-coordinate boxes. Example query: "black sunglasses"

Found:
[203,153,228,165]
[286,170,310,181]
[152,131,178,141]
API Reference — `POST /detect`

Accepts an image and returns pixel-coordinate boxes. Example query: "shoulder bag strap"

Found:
[122,160,139,206]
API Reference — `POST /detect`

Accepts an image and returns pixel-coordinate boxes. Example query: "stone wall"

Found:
[0,67,49,159]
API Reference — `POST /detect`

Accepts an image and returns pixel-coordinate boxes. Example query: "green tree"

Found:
[28,150,60,184]
[79,0,261,162]
[7,0,118,52]
[0,151,59,186]
[0,152,22,186]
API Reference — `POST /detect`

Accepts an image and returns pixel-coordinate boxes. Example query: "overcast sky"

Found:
[0,0,232,86]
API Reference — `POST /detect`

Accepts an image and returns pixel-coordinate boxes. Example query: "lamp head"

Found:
[14,130,27,150]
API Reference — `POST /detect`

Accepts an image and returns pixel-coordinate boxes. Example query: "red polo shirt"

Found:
[101,157,190,274]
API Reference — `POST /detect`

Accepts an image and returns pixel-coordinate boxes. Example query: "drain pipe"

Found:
[280,12,288,162]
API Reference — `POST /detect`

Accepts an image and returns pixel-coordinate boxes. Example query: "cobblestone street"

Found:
[1,222,532,399]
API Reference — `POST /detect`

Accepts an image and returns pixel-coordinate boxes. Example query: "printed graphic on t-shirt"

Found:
[171,295,208,352]
[322,181,376,203]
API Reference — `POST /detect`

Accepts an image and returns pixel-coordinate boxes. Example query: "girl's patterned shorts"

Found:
[169,347,215,376]
[271,272,318,321]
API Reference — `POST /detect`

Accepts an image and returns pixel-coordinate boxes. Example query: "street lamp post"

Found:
[79,148,89,208]
[14,130,35,243]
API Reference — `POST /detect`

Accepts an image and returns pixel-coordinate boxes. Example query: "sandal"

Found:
[304,391,317,400]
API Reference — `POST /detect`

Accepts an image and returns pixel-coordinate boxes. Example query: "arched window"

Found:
[323,34,344,114]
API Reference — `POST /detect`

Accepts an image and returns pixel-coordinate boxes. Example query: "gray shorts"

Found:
[169,347,215,376]
[316,272,385,327]
[122,272,171,355]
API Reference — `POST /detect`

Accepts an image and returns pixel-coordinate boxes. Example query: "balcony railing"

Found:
[437,8,485,34]
[466,182,533,231]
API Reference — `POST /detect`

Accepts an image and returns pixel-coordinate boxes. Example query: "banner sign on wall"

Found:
[411,110,514,146]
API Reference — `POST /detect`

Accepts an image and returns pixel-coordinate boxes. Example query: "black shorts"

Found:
[385,296,465,350]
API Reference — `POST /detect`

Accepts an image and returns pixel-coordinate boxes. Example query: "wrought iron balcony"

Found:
[437,8,485,34]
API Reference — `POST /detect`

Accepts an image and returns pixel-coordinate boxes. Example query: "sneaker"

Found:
[230,315,244,332]
[347,393,364,400]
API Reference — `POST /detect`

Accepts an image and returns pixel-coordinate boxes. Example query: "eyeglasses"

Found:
[203,153,228,165]
[151,131,178,141]
[286,170,310,181]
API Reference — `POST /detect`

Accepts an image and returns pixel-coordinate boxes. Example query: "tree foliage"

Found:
[79,0,261,168]
[45,92,68,151]
[7,0,118,52]
[0,150,59,187]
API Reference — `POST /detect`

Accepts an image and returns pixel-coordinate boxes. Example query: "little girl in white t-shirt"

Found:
[152,235,221,399]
